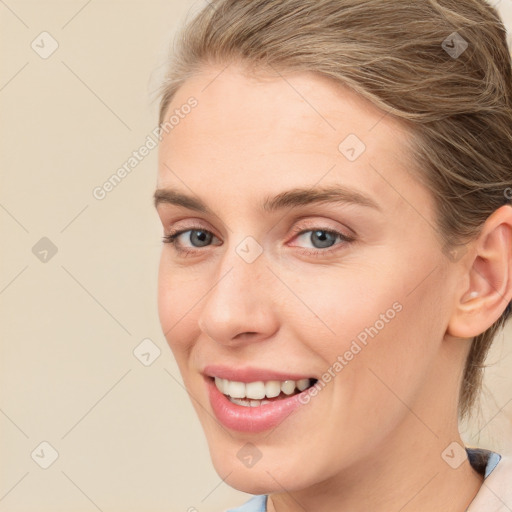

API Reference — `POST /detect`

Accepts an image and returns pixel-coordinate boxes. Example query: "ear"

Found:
[447,204,512,338]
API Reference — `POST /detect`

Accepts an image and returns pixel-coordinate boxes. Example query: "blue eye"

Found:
[288,228,354,258]
[162,228,219,251]
[296,229,340,249]
[162,226,354,258]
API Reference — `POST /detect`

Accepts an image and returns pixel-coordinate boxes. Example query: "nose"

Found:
[197,242,279,346]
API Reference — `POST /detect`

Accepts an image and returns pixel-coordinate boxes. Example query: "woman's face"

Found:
[155,64,461,493]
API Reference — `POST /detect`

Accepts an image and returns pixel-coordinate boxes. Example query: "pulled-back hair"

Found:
[157,0,512,420]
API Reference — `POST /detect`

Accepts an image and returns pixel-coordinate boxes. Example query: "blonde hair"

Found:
[158,0,512,420]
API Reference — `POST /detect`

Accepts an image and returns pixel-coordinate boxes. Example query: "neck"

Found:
[267,414,484,512]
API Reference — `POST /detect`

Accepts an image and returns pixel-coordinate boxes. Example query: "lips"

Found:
[203,364,316,383]
[203,365,318,432]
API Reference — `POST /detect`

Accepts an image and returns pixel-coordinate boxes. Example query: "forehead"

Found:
[163,64,402,148]
[157,64,432,219]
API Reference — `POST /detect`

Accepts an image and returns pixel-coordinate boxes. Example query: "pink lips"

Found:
[203,364,313,383]
[203,365,315,433]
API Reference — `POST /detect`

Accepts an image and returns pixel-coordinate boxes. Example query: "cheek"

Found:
[286,263,405,357]
[157,254,199,357]
[157,255,175,336]
[338,272,446,420]
[295,249,445,362]
[292,258,446,421]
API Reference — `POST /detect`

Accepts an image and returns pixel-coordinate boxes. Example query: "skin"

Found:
[155,63,512,512]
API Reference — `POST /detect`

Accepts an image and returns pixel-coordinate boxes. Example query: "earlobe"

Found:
[447,205,512,339]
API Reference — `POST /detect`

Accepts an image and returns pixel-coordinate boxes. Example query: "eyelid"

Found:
[287,217,356,239]
[164,226,220,244]
[162,218,355,260]
[286,225,354,255]
[163,218,218,236]
[163,217,353,240]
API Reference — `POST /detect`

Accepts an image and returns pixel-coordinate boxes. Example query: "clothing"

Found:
[225,448,511,512]
[226,495,266,512]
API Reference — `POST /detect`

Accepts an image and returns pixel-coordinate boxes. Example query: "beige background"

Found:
[1,1,512,510]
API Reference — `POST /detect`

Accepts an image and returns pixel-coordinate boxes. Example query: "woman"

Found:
[153,1,512,510]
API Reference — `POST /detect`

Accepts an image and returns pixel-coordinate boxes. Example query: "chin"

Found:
[207,440,314,495]
[211,459,283,496]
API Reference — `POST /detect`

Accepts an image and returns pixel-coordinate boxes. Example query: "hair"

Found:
[157,0,512,420]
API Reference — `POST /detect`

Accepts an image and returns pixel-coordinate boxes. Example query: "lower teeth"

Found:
[228,397,271,407]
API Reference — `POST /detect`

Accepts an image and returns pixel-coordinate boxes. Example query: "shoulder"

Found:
[467,451,512,511]
[225,494,267,512]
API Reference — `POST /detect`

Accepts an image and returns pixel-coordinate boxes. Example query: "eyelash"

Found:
[162,224,355,258]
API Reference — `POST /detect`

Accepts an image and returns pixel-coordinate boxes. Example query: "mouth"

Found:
[203,365,320,432]
[211,376,318,407]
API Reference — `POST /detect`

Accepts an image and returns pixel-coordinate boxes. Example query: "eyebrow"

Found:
[153,185,381,213]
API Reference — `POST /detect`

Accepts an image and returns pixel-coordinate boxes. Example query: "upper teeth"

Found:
[214,377,312,399]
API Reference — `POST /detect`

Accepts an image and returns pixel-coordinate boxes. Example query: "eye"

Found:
[295,229,340,249]
[161,224,354,258]
[288,226,355,257]
[162,227,220,255]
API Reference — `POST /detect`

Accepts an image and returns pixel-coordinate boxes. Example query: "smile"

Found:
[204,367,320,432]
[214,377,317,406]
